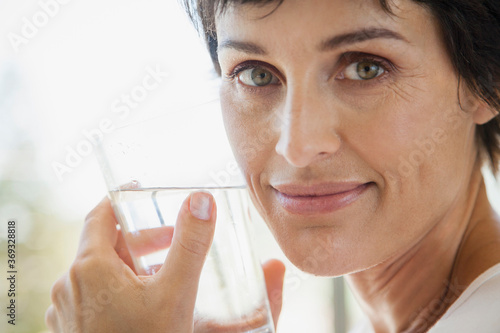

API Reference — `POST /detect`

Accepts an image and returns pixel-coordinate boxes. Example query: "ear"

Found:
[471,100,498,125]
[459,82,498,125]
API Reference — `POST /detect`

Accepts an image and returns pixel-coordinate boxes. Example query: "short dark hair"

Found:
[183,0,500,173]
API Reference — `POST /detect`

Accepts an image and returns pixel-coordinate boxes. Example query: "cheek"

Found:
[352,79,470,178]
[350,80,476,223]
[220,86,279,182]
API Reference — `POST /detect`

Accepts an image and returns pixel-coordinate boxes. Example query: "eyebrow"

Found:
[218,39,267,55]
[319,28,408,51]
[218,27,408,55]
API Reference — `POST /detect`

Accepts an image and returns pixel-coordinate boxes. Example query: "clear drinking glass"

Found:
[95,100,274,332]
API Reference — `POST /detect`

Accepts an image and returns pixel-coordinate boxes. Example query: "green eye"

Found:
[357,61,381,80]
[344,60,385,81]
[251,68,273,86]
[238,67,279,87]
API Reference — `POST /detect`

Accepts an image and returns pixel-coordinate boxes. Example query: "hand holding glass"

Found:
[96,101,274,332]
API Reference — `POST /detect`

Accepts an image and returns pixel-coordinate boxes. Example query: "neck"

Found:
[346,165,500,333]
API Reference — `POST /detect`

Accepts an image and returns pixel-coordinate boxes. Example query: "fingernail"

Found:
[190,192,213,221]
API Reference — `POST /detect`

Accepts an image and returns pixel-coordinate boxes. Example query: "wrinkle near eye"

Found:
[388,81,418,104]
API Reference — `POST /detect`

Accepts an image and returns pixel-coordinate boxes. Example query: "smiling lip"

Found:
[272,182,371,215]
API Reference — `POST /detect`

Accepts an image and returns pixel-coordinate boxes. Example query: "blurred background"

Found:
[0,1,499,332]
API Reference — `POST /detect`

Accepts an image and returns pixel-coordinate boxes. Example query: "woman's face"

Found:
[217,0,480,275]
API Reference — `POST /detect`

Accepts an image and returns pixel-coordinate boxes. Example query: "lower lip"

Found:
[274,183,372,215]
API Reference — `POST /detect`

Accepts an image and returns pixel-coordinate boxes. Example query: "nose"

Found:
[275,84,341,168]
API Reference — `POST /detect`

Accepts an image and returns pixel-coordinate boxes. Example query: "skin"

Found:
[45,194,285,332]
[46,0,500,332]
[216,0,500,331]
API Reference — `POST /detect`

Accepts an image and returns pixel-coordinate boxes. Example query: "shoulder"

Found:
[428,263,500,333]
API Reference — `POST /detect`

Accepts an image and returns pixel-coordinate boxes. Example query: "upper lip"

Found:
[272,182,369,197]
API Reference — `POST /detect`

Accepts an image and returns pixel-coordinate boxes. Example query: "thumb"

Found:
[156,191,216,306]
[263,259,286,329]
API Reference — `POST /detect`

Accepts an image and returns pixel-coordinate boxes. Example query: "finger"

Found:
[112,180,140,266]
[156,191,216,305]
[263,259,286,328]
[118,180,141,190]
[45,303,64,333]
[45,305,57,332]
[77,197,120,258]
[195,306,269,332]
[194,260,285,333]
[114,229,135,272]
[124,226,174,257]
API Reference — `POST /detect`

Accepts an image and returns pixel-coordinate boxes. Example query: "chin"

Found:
[289,251,362,277]
[272,226,375,277]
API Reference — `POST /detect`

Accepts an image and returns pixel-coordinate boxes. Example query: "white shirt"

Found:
[349,263,500,333]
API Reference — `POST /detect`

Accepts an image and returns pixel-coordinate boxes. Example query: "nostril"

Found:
[275,132,340,168]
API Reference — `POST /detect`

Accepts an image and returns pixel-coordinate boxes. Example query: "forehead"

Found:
[215,0,435,52]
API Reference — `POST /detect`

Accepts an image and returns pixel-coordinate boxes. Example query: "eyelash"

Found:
[226,60,281,82]
[338,53,393,83]
[225,53,394,89]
